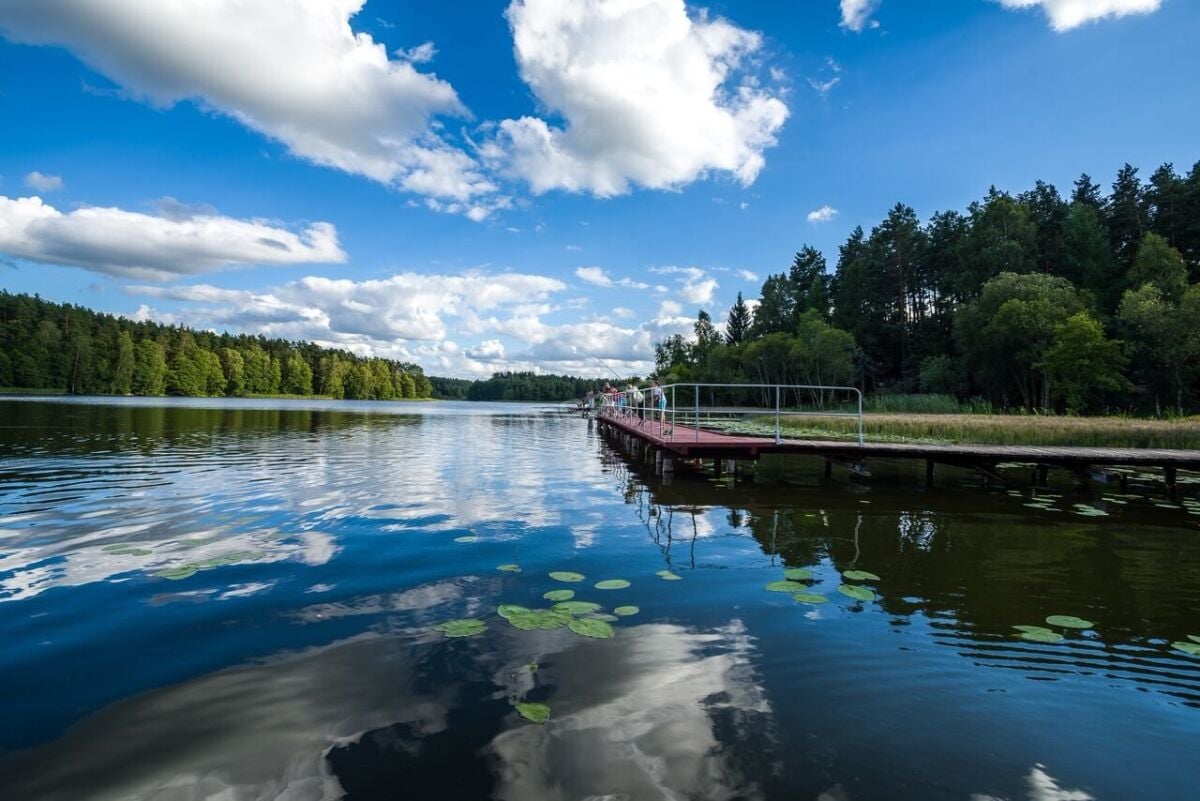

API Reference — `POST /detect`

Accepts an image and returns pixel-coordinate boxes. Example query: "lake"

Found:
[1,397,1198,801]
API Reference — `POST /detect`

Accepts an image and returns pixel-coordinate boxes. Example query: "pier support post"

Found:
[1036,465,1049,487]
[824,460,832,479]
[663,457,674,475]
[655,451,663,476]
[1165,466,1178,500]
[925,459,935,488]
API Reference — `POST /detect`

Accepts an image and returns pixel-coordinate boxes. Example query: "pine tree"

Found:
[725,293,752,345]
[1071,173,1105,209]
[1106,163,1145,267]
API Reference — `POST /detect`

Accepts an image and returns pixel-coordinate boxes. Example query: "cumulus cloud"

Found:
[490,0,789,197]
[24,171,63,192]
[736,269,758,282]
[0,0,498,214]
[652,265,719,306]
[840,0,881,31]
[807,205,838,223]
[575,266,650,290]
[997,0,1161,30]
[0,195,344,279]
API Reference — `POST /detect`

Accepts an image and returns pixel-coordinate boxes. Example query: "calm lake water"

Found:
[1,397,1198,801]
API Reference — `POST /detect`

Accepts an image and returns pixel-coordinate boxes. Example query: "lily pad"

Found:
[1189,634,1200,645]
[1171,641,1200,656]
[793,593,829,604]
[842,570,880,582]
[765,580,806,593]
[595,579,630,590]
[507,609,571,631]
[497,604,531,620]
[568,617,615,639]
[515,701,550,724]
[837,584,876,602]
[1015,626,1063,643]
[552,601,602,615]
[656,570,682,581]
[549,571,585,583]
[113,548,152,556]
[583,613,620,622]
[497,564,522,573]
[783,568,813,581]
[543,589,575,602]
[454,535,478,543]
[1045,615,1094,630]
[613,605,640,616]
[434,619,487,638]
[102,543,132,552]
[156,566,198,580]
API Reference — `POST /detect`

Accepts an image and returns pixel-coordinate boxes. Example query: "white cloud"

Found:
[612,306,634,319]
[652,265,718,306]
[465,339,506,361]
[807,205,838,223]
[0,0,496,212]
[840,0,880,31]
[736,269,758,281]
[491,0,789,197]
[807,76,841,96]
[575,266,613,287]
[997,0,1161,30]
[574,266,649,290]
[24,171,63,192]
[0,194,344,279]
[396,40,437,63]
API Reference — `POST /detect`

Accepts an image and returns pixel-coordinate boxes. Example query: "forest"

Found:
[0,292,433,400]
[656,161,1200,415]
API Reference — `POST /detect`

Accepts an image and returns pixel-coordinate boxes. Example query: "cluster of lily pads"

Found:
[1016,489,1200,518]
[154,551,264,580]
[765,566,881,605]
[433,567,648,723]
[1011,616,1200,658]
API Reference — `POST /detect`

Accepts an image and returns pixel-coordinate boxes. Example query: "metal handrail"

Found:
[589,382,864,446]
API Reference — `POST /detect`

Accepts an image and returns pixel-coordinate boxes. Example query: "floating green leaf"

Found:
[584,613,620,622]
[552,601,602,615]
[568,617,615,639]
[515,701,550,724]
[842,570,880,582]
[156,566,198,580]
[793,593,829,604]
[543,589,575,602]
[434,619,487,638]
[613,605,639,616]
[1014,625,1063,643]
[656,570,682,581]
[1045,615,1094,630]
[454,535,478,543]
[498,604,530,620]
[765,580,806,593]
[783,568,813,581]
[1189,634,1200,645]
[112,547,152,556]
[1171,641,1200,656]
[102,543,132,552]
[549,571,585,583]
[507,609,571,631]
[595,579,630,590]
[497,564,522,573]
[837,584,875,602]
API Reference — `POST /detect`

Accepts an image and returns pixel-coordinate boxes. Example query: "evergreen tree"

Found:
[1145,163,1185,248]
[1060,202,1117,311]
[788,246,830,320]
[1071,173,1105,209]
[725,293,752,345]
[1018,180,1068,274]
[749,274,794,337]
[1106,163,1145,267]
[112,331,135,395]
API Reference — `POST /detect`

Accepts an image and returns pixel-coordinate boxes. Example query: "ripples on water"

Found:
[0,397,1198,801]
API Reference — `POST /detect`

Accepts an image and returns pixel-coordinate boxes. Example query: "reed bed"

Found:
[736,413,1200,450]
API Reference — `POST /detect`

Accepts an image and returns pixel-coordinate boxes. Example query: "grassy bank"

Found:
[729,413,1200,450]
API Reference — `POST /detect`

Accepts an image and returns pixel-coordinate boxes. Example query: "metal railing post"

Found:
[857,389,864,447]
[775,385,781,444]
[694,384,700,442]
[671,385,676,441]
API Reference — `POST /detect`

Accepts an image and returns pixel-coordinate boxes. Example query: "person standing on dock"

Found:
[651,379,669,433]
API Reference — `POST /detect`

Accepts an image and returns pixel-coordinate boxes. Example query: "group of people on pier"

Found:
[584,379,669,429]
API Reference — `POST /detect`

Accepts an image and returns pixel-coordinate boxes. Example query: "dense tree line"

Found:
[657,160,1200,415]
[465,372,612,402]
[0,292,433,400]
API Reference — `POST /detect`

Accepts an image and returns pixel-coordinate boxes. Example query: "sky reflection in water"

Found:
[0,397,1198,800]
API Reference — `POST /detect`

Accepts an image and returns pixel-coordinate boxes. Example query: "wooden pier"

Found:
[595,411,1200,495]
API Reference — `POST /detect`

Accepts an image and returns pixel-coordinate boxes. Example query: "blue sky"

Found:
[1,0,1197,377]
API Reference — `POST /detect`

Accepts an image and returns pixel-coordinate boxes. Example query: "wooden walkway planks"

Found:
[595,412,1200,469]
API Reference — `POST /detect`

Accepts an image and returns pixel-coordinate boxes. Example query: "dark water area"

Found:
[1,397,1198,801]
